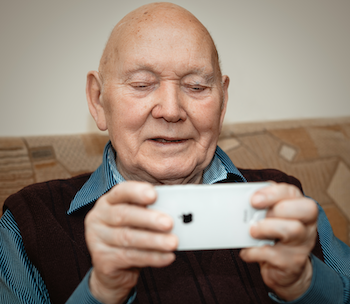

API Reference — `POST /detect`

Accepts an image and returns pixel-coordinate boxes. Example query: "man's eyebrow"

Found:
[121,65,217,83]
[122,67,155,80]
[186,70,216,84]
[202,72,216,84]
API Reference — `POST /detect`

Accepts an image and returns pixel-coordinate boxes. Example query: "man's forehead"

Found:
[115,34,215,77]
[120,63,216,82]
[100,3,221,81]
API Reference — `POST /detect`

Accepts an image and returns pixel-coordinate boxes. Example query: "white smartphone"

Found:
[149,182,274,251]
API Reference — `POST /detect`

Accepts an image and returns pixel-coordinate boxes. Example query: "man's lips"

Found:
[150,137,188,143]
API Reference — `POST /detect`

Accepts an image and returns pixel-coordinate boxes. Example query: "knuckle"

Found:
[305,227,317,248]
[276,259,288,270]
[286,221,305,241]
[309,224,317,238]
[276,200,289,214]
[110,183,123,196]
[111,248,135,267]
[293,254,307,268]
[116,270,139,289]
[123,248,152,268]
[114,213,123,226]
[260,245,275,258]
[91,247,121,275]
[123,248,136,263]
[157,253,170,264]
[286,255,306,276]
[293,221,305,235]
[287,184,300,198]
[119,227,134,247]
[308,201,319,219]
[85,204,100,224]
[114,204,129,226]
[150,252,169,265]
[99,260,116,277]
[268,249,289,269]
[85,198,109,224]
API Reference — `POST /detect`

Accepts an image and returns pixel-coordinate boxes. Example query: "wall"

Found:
[1,0,349,136]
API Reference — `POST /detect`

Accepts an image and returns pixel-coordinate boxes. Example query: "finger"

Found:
[105,181,157,206]
[123,248,176,268]
[98,226,178,251]
[240,244,309,271]
[101,203,173,231]
[267,197,318,224]
[97,246,176,269]
[251,183,303,209]
[250,218,308,244]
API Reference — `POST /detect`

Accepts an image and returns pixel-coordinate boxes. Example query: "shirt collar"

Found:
[68,141,246,214]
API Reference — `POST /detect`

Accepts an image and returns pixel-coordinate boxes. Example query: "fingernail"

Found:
[145,188,156,200]
[250,221,258,229]
[252,194,265,205]
[162,253,175,261]
[239,249,246,258]
[249,222,259,236]
[167,236,177,248]
[159,216,171,229]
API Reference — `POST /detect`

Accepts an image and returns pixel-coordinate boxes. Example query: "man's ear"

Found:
[219,75,230,131]
[86,71,108,131]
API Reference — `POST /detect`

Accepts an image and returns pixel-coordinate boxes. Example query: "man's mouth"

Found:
[151,138,186,143]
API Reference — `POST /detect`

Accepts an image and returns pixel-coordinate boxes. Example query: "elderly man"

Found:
[1,3,349,304]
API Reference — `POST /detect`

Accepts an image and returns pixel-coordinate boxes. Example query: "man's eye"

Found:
[190,86,207,92]
[131,83,152,90]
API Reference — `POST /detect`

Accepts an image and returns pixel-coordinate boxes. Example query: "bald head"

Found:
[99,2,221,83]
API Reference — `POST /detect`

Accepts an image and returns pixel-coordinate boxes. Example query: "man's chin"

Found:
[141,162,203,185]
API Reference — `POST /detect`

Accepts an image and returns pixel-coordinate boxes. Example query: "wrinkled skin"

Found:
[84,3,318,304]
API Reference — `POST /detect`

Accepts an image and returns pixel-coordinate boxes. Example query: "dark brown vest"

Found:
[4,169,324,304]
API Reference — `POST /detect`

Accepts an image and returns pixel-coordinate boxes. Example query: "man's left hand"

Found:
[240,183,318,301]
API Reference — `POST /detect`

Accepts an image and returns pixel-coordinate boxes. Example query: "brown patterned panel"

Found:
[27,144,71,183]
[269,128,319,161]
[217,138,240,152]
[307,126,350,167]
[237,132,284,169]
[229,131,339,206]
[0,138,34,216]
[29,146,56,161]
[327,162,350,222]
[33,161,71,183]
[224,145,266,169]
[282,158,338,206]
[342,124,350,138]
[25,135,105,175]
[81,134,110,156]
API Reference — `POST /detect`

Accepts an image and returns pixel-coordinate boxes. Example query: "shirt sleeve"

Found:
[269,202,350,304]
[0,209,51,304]
[0,210,136,304]
[66,268,137,304]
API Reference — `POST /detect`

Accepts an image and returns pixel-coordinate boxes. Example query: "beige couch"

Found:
[1,117,349,245]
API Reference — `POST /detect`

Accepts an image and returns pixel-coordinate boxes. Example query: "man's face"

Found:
[99,22,228,184]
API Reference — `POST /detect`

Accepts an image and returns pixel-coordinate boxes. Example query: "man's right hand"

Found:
[84,181,178,304]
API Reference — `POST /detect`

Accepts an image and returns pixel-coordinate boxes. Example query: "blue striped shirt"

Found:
[0,142,349,303]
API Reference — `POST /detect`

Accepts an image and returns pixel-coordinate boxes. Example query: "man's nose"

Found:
[151,82,187,122]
